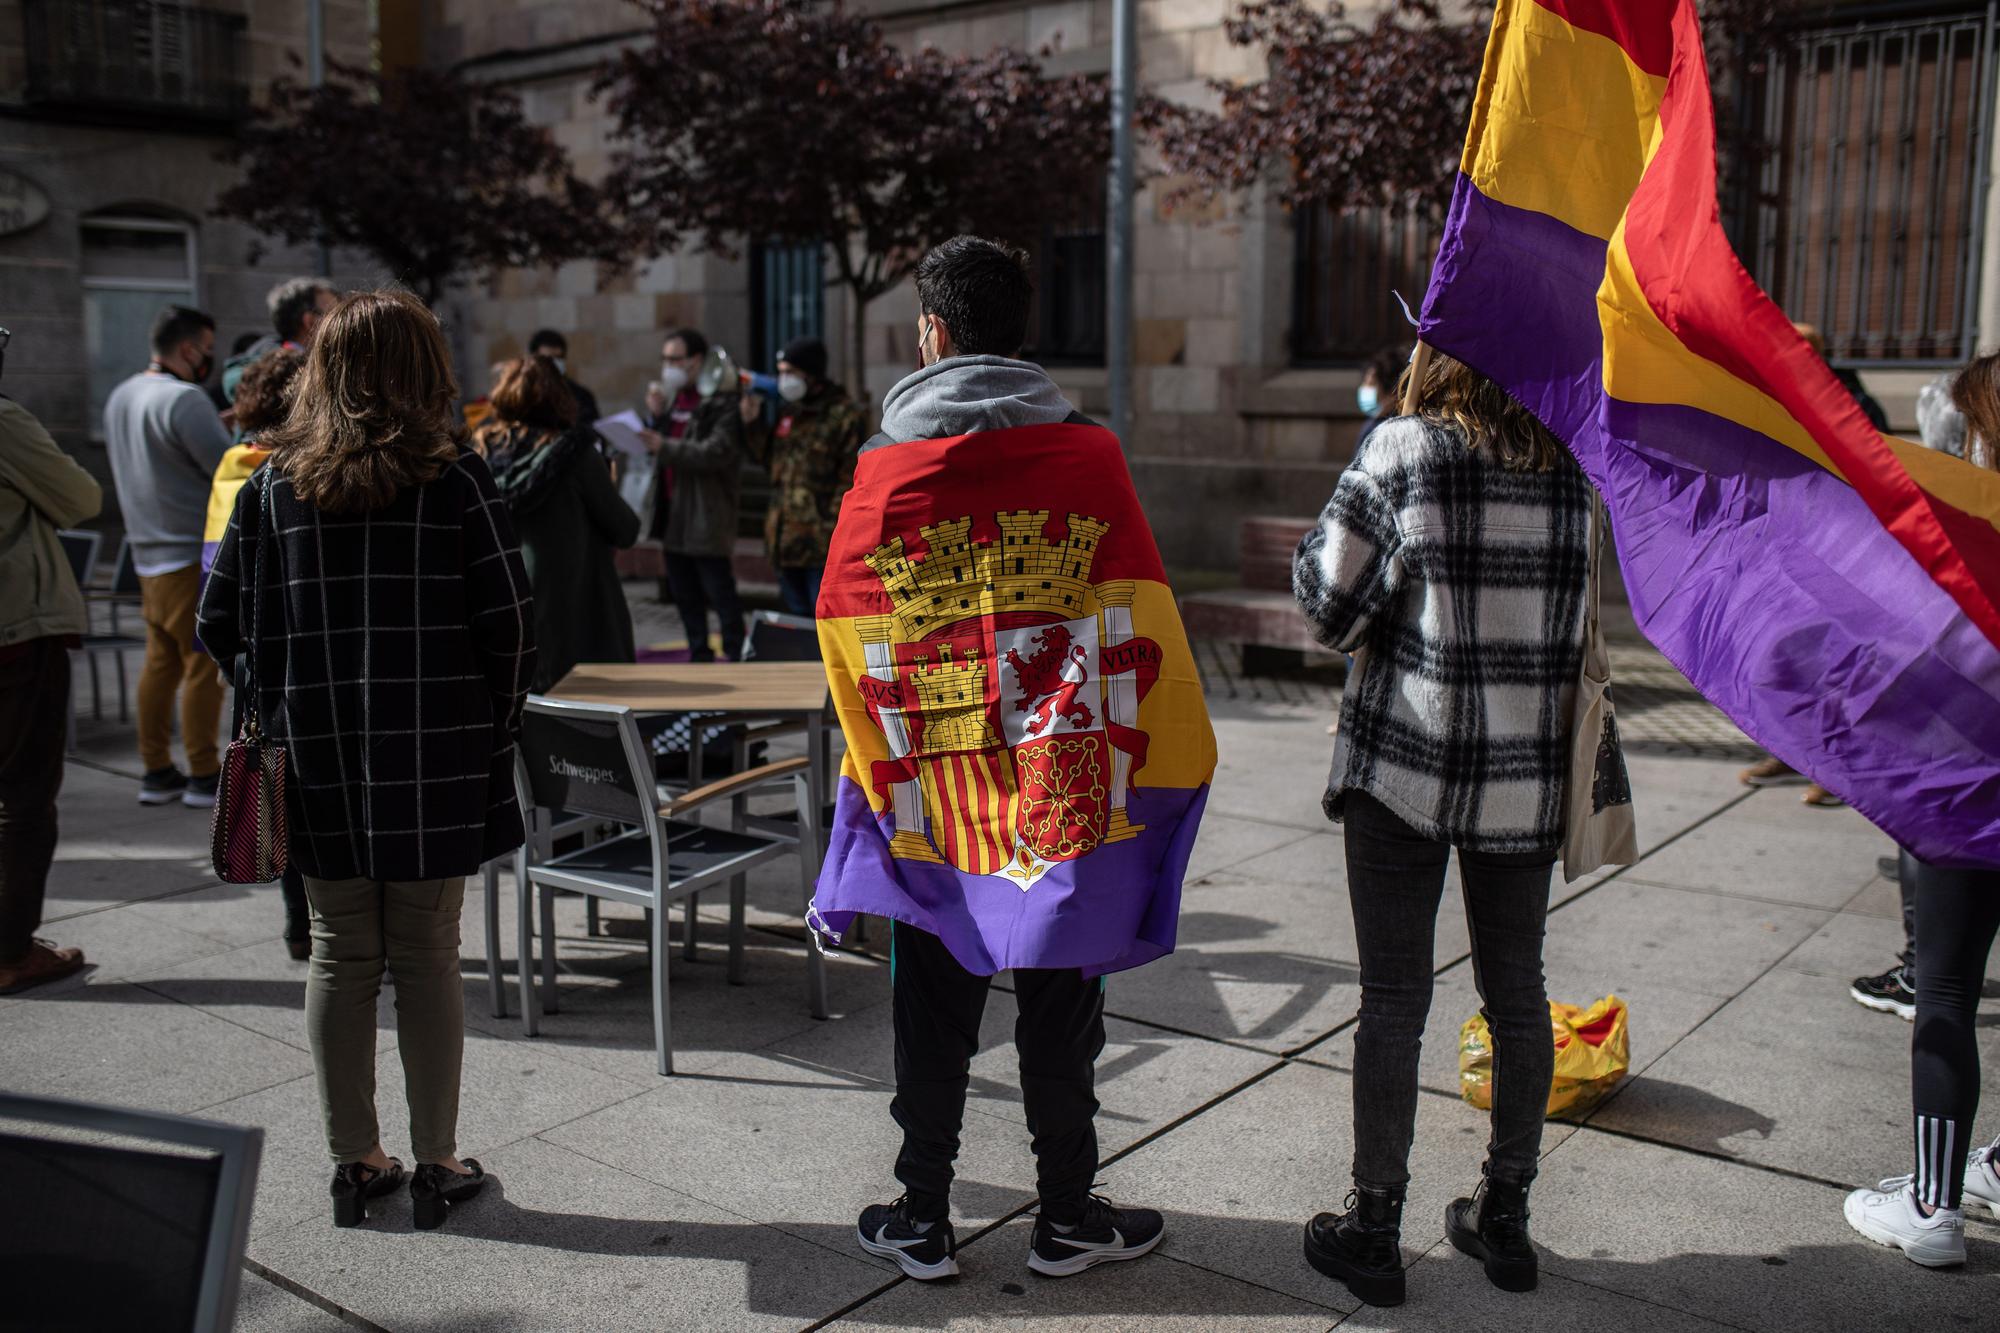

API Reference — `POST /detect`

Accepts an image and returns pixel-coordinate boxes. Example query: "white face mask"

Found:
[657,363,688,395]
[777,372,808,403]
[548,356,566,376]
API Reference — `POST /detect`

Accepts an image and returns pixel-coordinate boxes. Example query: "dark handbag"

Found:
[211,471,289,884]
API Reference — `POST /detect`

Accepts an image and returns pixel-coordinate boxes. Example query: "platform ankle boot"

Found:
[1446,1167,1537,1292]
[1303,1183,1406,1307]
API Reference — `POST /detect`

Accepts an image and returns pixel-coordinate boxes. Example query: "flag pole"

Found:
[1401,340,1433,415]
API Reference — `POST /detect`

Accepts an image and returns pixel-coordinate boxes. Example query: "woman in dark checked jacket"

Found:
[200,290,535,1231]
[1292,352,1594,1307]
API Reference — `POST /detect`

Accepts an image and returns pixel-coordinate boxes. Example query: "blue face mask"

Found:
[1357,384,1381,416]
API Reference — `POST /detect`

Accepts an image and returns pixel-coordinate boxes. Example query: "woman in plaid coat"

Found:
[1292,352,1596,1307]
[200,290,535,1231]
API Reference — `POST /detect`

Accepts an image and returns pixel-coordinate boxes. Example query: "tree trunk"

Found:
[848,282,871,410]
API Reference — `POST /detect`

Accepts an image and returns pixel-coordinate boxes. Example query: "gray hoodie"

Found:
[874,355,1084,446]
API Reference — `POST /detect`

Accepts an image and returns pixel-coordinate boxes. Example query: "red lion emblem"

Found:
[1005,625,1095,737]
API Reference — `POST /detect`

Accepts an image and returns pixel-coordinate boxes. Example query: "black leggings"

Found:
[1910,856,2000,1209]
[1343,791,1556,1191]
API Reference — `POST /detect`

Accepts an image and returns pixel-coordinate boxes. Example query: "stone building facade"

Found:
[3,0,1995,571]
[0,0,383,502]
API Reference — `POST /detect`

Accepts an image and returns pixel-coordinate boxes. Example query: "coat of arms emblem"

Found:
[853,510,1163,887]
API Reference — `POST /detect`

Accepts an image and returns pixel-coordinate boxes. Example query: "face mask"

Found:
[658,364,688,395]
[1357,384,1380,416]
[917,315,937,369]
[548,356,566,376]
[777,372,808,403]
[192,353,214,385]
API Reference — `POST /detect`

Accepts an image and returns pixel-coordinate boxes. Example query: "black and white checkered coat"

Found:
[199,449,536,882]
[1294,416,1593,853]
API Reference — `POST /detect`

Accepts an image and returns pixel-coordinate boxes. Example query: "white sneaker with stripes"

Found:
[1844,1181,1965,1267]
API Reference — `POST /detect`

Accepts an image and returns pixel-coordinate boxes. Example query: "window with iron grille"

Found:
[1744,3,1997,365]
[1291,196,1439,366]
[1025,189,1107,367]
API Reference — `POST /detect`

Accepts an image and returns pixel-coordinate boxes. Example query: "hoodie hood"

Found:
[877,355,1077,444]
[486,423,594,517]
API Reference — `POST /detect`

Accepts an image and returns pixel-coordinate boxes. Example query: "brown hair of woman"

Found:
[1950,352,2000,472]
[1397,349,1568,473]
[472,355,577,455]
[231,345,306,436]
[264,289,464,514]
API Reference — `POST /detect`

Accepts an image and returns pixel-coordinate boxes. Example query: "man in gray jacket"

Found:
[0,359,103,992]
[103,304,232,806]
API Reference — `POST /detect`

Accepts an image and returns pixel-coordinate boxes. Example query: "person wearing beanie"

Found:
[741,336,866,616]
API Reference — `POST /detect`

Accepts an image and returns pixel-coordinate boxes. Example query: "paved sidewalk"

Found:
[7,663,1998,1330]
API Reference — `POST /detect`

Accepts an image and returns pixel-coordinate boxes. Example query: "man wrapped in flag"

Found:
[1412,0,2000,1279]
[810,236,1215,1281]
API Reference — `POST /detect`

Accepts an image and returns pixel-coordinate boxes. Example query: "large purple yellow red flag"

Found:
[1421,0,2000,864]
[807,423,1216,974]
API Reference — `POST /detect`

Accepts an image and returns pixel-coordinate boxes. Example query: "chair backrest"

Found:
[56,529,101,589]
[110,537,140,596]
[517,697,652,825]
[743,609,821,662]
[0,1091,262,1333]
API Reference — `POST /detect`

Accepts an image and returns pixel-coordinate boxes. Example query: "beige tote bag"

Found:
[1562,496,1638,881]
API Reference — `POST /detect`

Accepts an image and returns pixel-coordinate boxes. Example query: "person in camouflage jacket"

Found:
[741,338,867,616]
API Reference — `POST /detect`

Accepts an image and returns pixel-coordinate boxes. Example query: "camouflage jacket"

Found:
[745,383,867,569]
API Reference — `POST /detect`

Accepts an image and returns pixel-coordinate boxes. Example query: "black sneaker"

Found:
[1850,964,1916,1020]
[183,772,219,809]
[856,1195,958,1280]
[1876,855,1901,882]
[138,767,188,805]
[1027,1193,1165,1277]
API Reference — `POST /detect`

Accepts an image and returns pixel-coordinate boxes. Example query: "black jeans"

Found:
[1909,855,2000,1209]
[663,553,744,662]
[890,920,1105,1225]
[1344,791,1555,1191]
[0,639,70,963]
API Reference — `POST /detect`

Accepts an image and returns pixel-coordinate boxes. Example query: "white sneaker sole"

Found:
[138,788,183,805]
[1848,987,1915,1021]
[1027,1230,1164,1277]
[1843,1193,1964,1267]
[857,1228,959,1280]
[181,791,217,809]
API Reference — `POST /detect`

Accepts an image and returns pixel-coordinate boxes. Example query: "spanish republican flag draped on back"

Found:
[808,422,1216,974]
[1425,0,2000,864]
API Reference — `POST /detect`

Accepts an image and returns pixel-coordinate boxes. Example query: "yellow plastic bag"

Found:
[1459,994,1629,1118]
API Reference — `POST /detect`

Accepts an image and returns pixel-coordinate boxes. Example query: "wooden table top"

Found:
[546,662,830,713]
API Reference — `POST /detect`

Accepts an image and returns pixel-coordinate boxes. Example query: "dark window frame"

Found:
[1738,0,1998,367]
[1025,189,1108,368]
[1289,194,1440,368]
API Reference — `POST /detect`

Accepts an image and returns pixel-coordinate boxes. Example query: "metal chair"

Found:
[742,608,821,661]
[0,1091,261,1333]
[513,696,826,1075]
[76,537,145,723]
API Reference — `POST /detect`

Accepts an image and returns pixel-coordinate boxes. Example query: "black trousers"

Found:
[1909,855,2000,1209]
[1343,791,1556,1191]
[890,920,1105,1225]
[0,639,69,963]
[663,553,744,663]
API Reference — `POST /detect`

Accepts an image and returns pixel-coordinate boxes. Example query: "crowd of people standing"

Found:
[0,243,1995,1299]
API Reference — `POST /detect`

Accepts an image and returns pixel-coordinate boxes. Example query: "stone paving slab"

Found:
[1077,1059,1579,1315]
[1585,965,2000,1186]
[1343,1241,1741,1331]
[1532,1127,2000,1327]
[539,1050,1044,1256]
[1619,809,1886,912]
[2,981,313,1115]
[233,1274,348,1333]
[250,1136,890,1332]
[835,1239,1341,1331]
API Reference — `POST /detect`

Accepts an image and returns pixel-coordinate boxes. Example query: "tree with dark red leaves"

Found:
[215,60,622,306]
[1147,0,1795,219]
[596,0,1110,394]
